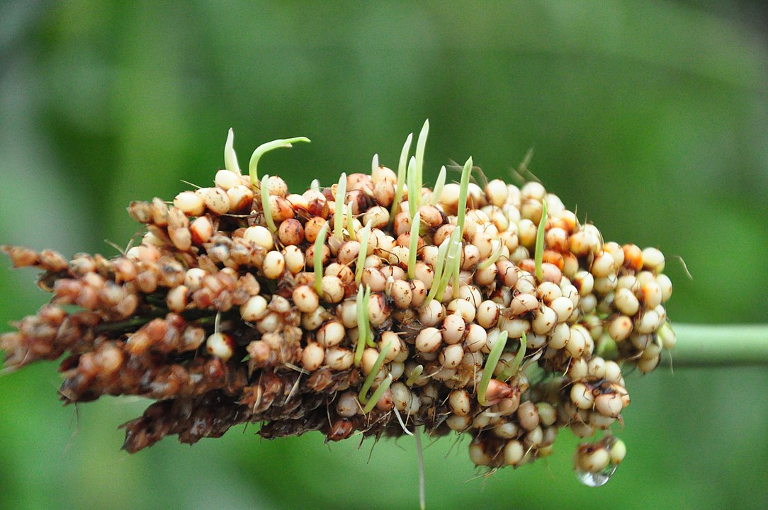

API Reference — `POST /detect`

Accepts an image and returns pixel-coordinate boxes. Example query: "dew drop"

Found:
[575,463,618,487]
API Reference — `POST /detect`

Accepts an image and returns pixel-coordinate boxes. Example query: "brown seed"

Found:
[278,218,305,245]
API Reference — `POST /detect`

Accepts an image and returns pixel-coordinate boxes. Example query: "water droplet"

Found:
[575,463,618,487]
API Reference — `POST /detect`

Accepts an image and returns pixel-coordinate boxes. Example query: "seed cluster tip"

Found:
[0,125,673,479]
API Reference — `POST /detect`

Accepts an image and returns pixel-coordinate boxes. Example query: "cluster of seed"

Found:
[0,125,674,476]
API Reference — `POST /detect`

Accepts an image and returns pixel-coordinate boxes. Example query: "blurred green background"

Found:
[1,1,767,509]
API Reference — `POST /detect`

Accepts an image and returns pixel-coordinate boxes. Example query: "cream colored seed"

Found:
[440,344,464,369]
[226,185,253,212]
[577,445,611,473]
[320,275,344,303]
[389,279,413,309]
[379,331,402,362]
[591,251,616,278]
[368,293,390,326]
[317,320,345,347]
[566,325,590,358]
[446,414,472,432]
[361,347,382,375]
[336,392,359,417]
[642,247,665,273]
[524,427,544,448]
[570,382,595,410]
[603,241,625,267]
[461,244,481,270]
[362,267,387,292]
[336,241,360,265]
[635,309,661,334]
[283,245,305,274]
[184,268,207,291]
[390,382,415,412]
[302,307,328,330]
[657,273,673,302]
[473,264,497,286]
[550,296,574,323]
[325,347,353,370]
[548,322,570,349]
[416,327,443,353]
[214,169,240,190]
[614,287,640,316]
[206,332,234,361]
[448,389,471,416]
[617,275,637,291]
[166,285,188,312]
[509,293,539,315]
[419,300,445,326]
[588,357,607,378]
[476,300,500,329]
[594,275,617,295]
[292,285,319,313]
[173,190,205,216]
[640,280,663,309]
[532,305,557,335]
[567,358,588,379]
[503,440,525,466]
[496,259,519,287]
[485,179,509,207]
[492,422,518,439]
[241,295,268,321]
[244,226,274,251]
[301,342,325,371]
[464,324,488,352]
[498,318,529,339]
[536,402,557,426]
[262,251,285,279]
[197,187,230,215]
[518,219,537,248]
[441,313,466,344]
[579,293,597,314]
[360,206,388,229]
[609,439,627,464]
[595,393,624,418]
[536,281,561,303]
[517,401,539,431]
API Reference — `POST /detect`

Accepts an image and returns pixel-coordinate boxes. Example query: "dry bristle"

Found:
[0,128,672,477]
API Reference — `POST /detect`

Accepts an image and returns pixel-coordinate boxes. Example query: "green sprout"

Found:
[354,285,372,366]
[425,237,450,303]
[355,221,372,284]
[456,156,472,238]
[358,338,394,405]
[260,174,277,234]
[406,156,419,219]
[405,364,424,387]
[334,172,347,240]
[390,132,413,221]
[313,222,329,294]
[224,128,241,174]
[409,120,429,218]
[477,330,509,406]
[499,332,527,380]
[477,239,503,271]
[535,198,549,281]
[407,211,421,280]
[362,375,393,414]
[345,202,356,241]
[434,227,461,301]
[248,136,310,184]
[431,165,446,205]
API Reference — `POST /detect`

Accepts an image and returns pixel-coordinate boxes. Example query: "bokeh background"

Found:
[1,1,766,509]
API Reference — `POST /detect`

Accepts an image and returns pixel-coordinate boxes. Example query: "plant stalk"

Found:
[665,323,768,366]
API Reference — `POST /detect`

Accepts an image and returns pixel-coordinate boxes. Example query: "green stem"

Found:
[665,323,768,366]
